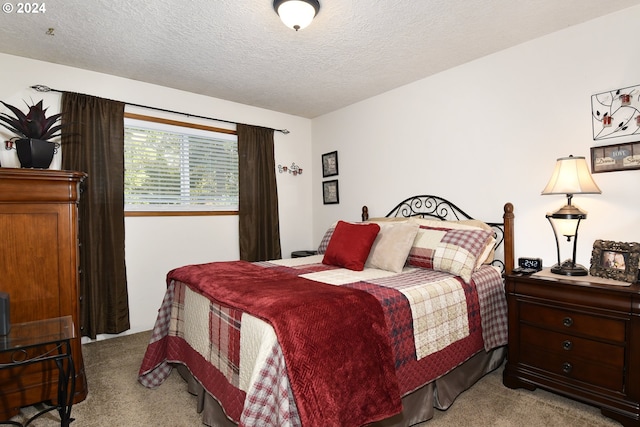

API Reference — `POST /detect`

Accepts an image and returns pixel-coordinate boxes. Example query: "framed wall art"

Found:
[591,141,640,173]
[322,151,338,177]
[322,179,339,204]
[589,239,640,283]
[591,84,640,141]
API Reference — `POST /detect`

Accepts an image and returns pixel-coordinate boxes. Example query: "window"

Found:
[124,115,238,213]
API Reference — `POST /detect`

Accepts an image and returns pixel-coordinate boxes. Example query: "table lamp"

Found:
[541,155,601,276]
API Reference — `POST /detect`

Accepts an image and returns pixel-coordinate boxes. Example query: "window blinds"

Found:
[124,119,238,211]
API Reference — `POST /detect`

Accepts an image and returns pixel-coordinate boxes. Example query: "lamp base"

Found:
[550,259,589,276]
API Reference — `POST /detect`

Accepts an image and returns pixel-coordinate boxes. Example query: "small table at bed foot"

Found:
[0,316,76,427]
[3,405,75,427]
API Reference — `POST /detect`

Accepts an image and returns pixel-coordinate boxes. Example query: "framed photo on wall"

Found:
[589,239,640,283]
[323,180,339,204]
[322,151,338,177]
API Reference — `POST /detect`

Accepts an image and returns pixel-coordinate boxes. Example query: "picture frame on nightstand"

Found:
[589,239,640,283]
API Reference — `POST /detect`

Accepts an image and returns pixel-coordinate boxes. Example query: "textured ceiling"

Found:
[0,0,639,118]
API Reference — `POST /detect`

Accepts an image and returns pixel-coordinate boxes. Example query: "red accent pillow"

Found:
[322,221,381,271]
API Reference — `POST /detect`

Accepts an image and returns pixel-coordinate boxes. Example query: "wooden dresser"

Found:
[0,168,88,419]
[503,271,640,426]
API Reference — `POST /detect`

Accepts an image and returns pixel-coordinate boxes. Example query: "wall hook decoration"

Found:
[278,162,303,176]
[591,84,640,140]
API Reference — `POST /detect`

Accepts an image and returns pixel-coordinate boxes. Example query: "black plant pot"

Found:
[15,138,55,168]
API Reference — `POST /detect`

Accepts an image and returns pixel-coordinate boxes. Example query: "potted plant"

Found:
[0,99,64,168]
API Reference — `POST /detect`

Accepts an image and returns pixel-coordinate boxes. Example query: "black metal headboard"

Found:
[362,195,511,274]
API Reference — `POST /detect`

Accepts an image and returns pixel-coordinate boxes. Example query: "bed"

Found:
[139,195,515,427]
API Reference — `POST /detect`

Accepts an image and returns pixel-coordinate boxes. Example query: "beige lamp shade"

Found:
[541,155,601,195]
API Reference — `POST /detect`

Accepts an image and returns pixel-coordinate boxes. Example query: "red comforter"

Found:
[165,260,402,427]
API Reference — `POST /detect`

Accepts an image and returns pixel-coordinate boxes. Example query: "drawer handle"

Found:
[562,317,573,327]
[562,362,573,374]
[562,340,573,351]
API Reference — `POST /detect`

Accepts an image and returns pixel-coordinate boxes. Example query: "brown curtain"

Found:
[237,124,282,261]
[61,92,130,338]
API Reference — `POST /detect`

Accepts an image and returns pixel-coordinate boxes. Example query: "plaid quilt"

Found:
[139,256,507,426]
[139,280,247,420]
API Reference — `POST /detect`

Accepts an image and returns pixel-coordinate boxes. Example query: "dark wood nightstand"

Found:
[503,270,640,426]
[291,250,318,258]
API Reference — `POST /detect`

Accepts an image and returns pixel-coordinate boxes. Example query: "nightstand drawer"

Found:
[519,301,625,342]
[520,324,625,368]
[520,342,624,392]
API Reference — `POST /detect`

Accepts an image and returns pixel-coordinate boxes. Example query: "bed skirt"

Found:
[175,346,506,427]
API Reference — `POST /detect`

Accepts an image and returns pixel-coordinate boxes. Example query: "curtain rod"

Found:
[30,84,290,134]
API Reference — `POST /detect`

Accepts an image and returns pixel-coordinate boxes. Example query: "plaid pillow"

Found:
[407,225,492,283]
[317,223,337,255]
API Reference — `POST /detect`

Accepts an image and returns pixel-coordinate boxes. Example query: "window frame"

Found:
[123,113,238,217]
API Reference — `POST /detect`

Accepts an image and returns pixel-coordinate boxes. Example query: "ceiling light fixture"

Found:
[273,0,320,31]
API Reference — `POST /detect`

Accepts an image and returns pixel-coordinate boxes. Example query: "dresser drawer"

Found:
[520,324,624,369]
[519,301,626,343]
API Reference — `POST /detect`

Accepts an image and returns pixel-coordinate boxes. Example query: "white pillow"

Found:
[365,222,419,273]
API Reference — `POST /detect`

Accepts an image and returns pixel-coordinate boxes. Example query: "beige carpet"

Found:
[10,331,621,426]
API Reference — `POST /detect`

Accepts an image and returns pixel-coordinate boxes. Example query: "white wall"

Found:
[0,53,315,337]
[312,6,640,273]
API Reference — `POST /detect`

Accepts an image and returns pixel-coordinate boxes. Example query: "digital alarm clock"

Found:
[518,257,543,271]
[513,257,543,274]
